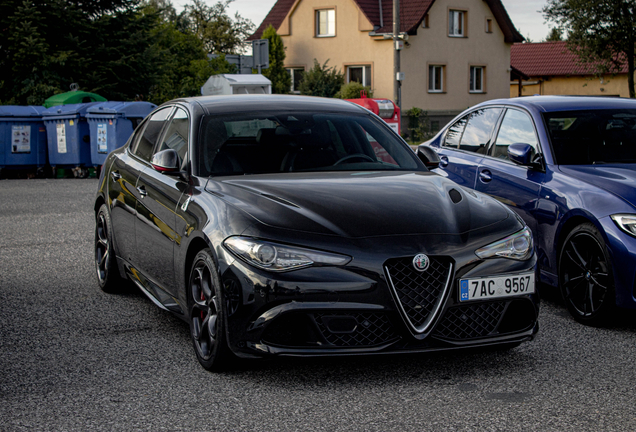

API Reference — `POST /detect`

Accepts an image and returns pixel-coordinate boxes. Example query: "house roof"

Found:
[511,41,629,77]
[248,0,523,43]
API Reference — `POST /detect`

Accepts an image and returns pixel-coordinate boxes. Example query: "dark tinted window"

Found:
[443,115,468,148]
[459,108,502,153]
[198,111,422,176]
[158,108,189,168]
[544,109,636,164]
[492,109,538,160]
[131,107,172,161]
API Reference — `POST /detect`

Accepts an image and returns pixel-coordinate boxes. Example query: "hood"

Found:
[205,171,512,238]
[559,165,636,208]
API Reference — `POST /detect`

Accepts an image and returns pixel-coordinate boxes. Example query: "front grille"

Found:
[385,256,453,333]
[314,313,398,347]
[433,301,506,340]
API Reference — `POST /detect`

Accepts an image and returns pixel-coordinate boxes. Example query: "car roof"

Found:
[480,95,636,113]
[166,94,369,116]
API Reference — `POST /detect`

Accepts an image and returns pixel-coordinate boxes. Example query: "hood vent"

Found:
[449,189,462,204]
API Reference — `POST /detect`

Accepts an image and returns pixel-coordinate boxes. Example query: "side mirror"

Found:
[417,145,441,169]
[151,149,180,173]
[507,143,535,167]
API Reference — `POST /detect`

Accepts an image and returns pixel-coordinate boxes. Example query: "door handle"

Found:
[137,185,147,198]
[110,171,121,181]
[479,170,492,183]
[439,156,449,167]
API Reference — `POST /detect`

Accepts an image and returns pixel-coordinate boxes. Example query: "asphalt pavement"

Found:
[1,179,636,431]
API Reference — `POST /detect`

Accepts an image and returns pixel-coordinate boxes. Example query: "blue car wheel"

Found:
[559,223,615,325]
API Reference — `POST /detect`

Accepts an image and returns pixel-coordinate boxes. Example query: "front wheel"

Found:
[558,223,615,326]
[95,204,125,293]
[188,249,234,371]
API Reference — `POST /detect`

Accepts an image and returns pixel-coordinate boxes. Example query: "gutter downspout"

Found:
[379,0,383,29]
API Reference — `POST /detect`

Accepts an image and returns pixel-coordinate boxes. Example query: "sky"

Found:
[173,0,552,43]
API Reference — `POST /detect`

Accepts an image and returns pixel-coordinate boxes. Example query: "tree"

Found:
[543,0,636,98]
[260,25,290,94]
[545,27,564,41]
[184,0,254,54]
[298,59,344,98]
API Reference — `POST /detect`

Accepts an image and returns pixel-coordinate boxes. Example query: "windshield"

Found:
[197,111,422,176]
[544,109,636,164]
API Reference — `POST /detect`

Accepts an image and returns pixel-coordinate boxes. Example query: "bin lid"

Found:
[0,105,46,118]
[42,102,102,119]
[43,91,107,108]
[86,101,157,119]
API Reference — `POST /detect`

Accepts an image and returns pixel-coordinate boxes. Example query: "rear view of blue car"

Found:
[419,96,636,325]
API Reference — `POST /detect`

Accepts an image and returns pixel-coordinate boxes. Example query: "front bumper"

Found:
[216,244,540,358]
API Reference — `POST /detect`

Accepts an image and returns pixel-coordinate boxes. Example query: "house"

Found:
[510,41,631,97]
[249,0,523,132]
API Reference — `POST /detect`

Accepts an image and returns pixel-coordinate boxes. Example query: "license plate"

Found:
[459,272,535,302]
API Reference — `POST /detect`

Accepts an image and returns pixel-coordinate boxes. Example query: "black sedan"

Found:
[94,95,539,371]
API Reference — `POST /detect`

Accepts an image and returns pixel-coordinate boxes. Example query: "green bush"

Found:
[405,107,433,143]
[335,81,373,99]
[298,59,344,98]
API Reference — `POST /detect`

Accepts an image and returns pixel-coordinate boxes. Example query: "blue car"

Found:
[419,96,636,325]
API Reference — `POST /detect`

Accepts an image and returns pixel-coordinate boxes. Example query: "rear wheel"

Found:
[95,204,125,293]
[188,249,234,371]
[558,223,615,325]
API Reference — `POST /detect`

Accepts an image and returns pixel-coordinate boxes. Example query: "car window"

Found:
[442,115,468,149]
[492,109,539,160]
[545,109,636,164]
[157,108,189,168]
[198,111,422,176]
[459,108,502,154]
[131,107,172,162]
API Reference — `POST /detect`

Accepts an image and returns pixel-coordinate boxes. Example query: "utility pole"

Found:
[393,0,402,110]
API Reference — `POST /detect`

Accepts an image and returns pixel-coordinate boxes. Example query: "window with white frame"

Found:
[286,67,304,93]
[449,10,465,37]
[316,9,336,37]
[346,65,371,87]
[470,66,484,93]
[428,65,444,92]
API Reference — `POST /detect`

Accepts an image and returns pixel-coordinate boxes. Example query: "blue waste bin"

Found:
[0,106,48,173]
[86,101,156,166]
[42,103,100,175]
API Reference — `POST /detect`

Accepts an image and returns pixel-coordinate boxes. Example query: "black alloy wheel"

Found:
[558,223,615,325]
[188,249,233,371]
[95,204,124,293]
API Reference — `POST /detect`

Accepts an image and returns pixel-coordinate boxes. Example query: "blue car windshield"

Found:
[545,109,636,164]
[197,111,422,176]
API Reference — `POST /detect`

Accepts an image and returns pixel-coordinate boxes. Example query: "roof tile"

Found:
[511,41,629,76]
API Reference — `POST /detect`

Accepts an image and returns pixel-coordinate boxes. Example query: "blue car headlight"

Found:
[611,214,636,237]
[224,236,352,272]
[475,227,534,261]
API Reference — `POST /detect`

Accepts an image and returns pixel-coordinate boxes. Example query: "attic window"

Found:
[316,9,336,37]
[449,10,465,37]
[486,18,493,33]
[422,14,429,28]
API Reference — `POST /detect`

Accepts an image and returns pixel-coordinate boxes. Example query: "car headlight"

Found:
[475,227,534,261]
[611,214,636,237]
[223,236,352,272]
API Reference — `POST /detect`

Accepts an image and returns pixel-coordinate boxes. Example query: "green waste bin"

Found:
[43,91,107,109]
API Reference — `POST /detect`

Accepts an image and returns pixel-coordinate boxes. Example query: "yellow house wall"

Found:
[280,0,512,111]
[401,0,512,111]
[280,0,395,99]
[510,75,630,98]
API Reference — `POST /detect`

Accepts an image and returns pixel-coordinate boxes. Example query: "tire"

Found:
[188,249,234,371]
[558,223,615,326]
[95,204,125,293]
